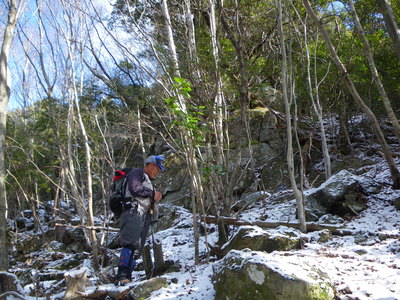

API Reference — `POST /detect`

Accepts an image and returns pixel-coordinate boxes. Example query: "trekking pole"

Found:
[150,224,157,278]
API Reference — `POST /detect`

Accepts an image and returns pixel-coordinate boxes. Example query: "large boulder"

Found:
[221,226,302,256]
[304,170,380,221]
[153,204,192,232]
[213,250,335,300]
[157,154,188,194]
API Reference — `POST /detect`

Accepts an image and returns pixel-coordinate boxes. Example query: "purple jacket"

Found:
[126,168,154,210]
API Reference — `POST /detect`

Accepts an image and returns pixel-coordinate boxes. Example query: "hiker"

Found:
[115,155,165,284]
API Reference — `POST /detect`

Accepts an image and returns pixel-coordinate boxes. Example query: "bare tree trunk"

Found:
[184,0,201,82]
[0,0,21,271]
[137,107,146,158]
[209,0,226,167]
[142,244,153,279]
[303,0,400,189]
[161,0,205,264]
[278,0,307,233]
[377,0,400,60]
[60,0,99,270]
[303,26,332,179]
[66,104,84,207]
[216,0,257,220]
[349,0,400,142]
[161,0,181,79]
[205,0,231,248]
[71,80,99,271]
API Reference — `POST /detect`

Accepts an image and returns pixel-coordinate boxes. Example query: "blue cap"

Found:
[144,155,165,172]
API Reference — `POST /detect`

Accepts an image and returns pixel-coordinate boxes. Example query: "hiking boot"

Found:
[115,266,131,285]
[115,277,131,286]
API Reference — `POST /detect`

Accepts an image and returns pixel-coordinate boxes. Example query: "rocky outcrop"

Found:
[213,250,335,300]
[221,226,302,256]
[228,108,287,194]
[156,154,191,208]
[158,108,289,208]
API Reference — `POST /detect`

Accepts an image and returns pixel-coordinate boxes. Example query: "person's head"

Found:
[144,155,165,179]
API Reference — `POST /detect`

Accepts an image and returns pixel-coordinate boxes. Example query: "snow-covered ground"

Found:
[10,120,400,300]
[89,157,400,300]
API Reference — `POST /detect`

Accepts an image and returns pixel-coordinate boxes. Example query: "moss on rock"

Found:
[213,250,335,300]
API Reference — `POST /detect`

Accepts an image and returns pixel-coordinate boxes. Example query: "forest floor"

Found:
[12,157,400,300]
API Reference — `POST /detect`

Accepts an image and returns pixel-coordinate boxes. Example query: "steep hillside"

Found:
[4,115,400,300]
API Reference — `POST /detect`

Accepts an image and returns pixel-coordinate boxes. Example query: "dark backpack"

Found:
[109,168,132,218]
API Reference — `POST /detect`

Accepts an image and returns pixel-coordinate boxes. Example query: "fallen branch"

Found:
[203,215,352,234]
[77,285,132,299]
[0,291,25,300]
[55,223,119,232]
[203,215,400,238]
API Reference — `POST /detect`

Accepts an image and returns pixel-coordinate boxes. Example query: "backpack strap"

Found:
[113,170,126,181]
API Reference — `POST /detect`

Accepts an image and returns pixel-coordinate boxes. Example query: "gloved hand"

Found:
[154,191,162,201]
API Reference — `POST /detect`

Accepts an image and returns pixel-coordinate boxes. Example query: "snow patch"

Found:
[247,264,265,285]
